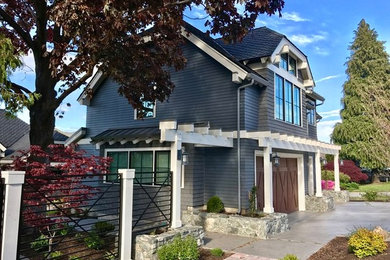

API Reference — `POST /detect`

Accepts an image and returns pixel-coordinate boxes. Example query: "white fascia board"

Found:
[181,28,248,81]
[78,70,105,105]
[267,63,305,89]
[0,142,6,152]
[65,128,87,146]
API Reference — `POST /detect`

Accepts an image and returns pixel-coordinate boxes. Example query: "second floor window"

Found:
[307,99,316,125]
[135,100,156,119]
[279,53,297,76]
[275,74,301,126]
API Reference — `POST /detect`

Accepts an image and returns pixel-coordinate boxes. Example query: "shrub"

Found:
[324,160,368,183]
[93,221,115,237]
[69,256,81,260]
[210,248,224,257]
[348,228,387,258]
[321,180,335,190]
[322,170,351,184]
[362,191,378,201]
[279,254,299,260]
[104,251,118,260]
[207,196,224,213]
[157,236,199,260]
[46,251,63,258]
[248,186,257,217]
[341,182,360,190]
[30,234,49,252]
[84,233,106,250]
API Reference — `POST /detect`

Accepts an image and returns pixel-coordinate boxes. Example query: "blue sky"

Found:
[5,0,390,141]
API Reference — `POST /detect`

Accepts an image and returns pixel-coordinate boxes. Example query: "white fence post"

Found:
[119,169,135,260]
[1,171,25,260]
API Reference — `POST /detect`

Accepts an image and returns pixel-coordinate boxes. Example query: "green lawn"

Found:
[352,182,390,192]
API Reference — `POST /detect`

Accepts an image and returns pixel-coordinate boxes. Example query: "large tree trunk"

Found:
[29,99,56,148]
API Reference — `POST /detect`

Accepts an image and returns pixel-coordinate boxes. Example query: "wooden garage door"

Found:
[256,157,298,213]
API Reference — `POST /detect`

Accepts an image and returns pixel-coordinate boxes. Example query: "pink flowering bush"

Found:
[321,180,335,190]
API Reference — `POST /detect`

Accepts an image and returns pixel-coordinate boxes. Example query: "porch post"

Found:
[315,149,323,197]
[334,153,341,191]
[170,134,182,228]
[118,169,135,260]
[263,146,274,213]
[308,156,315,195]
[1,171,25,260]
[297,156,306,211]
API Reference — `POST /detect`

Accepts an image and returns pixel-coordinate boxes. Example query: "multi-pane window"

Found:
[293,86,301,125]
[135,100,155,119]
[106,150,170,185]
[274,74,301,126]
[284,81,293,123]
[307,99,316,125]
[275,75,284,120]
[279,53,297,76]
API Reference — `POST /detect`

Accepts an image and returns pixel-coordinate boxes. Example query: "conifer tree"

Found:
[332,19,390,169]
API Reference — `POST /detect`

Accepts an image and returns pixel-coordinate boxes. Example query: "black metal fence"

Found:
[0,177,4,256]
[18,173,121,260]
[132,171,172,236]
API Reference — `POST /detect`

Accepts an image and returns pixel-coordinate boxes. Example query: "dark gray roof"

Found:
[91,127,160,142]
[215,27,284,61]
[53,130,69,142]
[0,109,30,148]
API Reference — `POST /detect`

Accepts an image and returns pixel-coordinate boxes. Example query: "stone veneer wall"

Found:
[322,190,350,203]
[135,226,204,260]
[305,195,334,212]
[182,210,289,239]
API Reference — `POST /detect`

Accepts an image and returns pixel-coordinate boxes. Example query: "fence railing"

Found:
[18,173,121,260]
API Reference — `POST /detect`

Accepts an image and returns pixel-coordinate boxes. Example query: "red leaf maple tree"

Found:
[0,0,284,148]
[12,145,111,232]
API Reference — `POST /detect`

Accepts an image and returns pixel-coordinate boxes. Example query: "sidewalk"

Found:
[225,253,276,260]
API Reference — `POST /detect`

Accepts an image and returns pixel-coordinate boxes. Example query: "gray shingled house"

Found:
[70,22,341,228]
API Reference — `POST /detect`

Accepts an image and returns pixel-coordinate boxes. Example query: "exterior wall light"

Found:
[271,153,280,167]
[182,147,189,166]
[321,157,327,165]
[340,159,344,166]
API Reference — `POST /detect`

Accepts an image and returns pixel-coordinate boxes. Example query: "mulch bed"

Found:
[199,248,233,260]
[308,237,390,260]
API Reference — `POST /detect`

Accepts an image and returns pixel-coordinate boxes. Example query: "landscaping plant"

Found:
[84,233,106,250]
[30,234,49,252]
[210,248,224,257]
[362,191,378,201]
[157,236,199,260]
[93,221,115,237]
[279,254,299,260]
[323,160,368,183]
[248,186,257,217]
[348,228,387,258]
[341,182,360,191]
[322,170,351,183]
[207,196,224,213]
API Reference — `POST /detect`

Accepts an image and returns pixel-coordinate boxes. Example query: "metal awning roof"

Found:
[91,127,160,143]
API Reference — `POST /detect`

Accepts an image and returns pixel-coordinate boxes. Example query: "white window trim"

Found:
[104,147,171,185]
[134,102,157,120]
[274,74,303,128]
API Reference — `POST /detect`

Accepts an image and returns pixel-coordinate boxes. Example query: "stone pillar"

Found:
[171,134,183,228]
[1,171,25,260]
[308,156,315,195]
[118,169,135,260]
[334,153,341,191]
[263,146,274,213]
[315,149,322,197]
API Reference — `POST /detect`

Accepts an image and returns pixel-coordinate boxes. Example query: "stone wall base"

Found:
[135,226,204,260]
[182,210,289,239]
[305,195,334,212]
[322,190,350,203]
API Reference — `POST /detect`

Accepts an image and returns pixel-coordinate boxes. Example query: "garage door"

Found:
[256,157,298,213]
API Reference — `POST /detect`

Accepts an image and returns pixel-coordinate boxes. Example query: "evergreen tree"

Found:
[332,19,390,169]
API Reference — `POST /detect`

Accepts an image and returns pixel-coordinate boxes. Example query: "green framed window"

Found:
[130,151,153,184]
[107,151,128,182]
[155,151,170,185]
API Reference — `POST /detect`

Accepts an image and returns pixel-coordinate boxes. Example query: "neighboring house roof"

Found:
[215,27,284,61]
[0,109,30,149]
[91,127,160,143]
[306,91,325,102]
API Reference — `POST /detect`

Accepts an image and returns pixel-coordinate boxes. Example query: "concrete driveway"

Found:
[204,202,390,260]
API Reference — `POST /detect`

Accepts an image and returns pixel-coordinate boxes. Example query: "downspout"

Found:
[237,79,255,214]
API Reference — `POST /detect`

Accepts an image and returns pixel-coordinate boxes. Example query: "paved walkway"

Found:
[204,202,390,260]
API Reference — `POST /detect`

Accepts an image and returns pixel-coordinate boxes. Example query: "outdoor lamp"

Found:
[321,157,327,165]
[182,148,189,166]
[340,159,344,166]
[271,153,280,167]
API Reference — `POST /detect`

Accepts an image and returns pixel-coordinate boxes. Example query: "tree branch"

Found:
[0,8,34,48]
[137,0,192,14]
[9,81,32,95]
[56,68,93,105]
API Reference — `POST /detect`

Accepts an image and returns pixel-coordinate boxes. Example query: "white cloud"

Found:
[281,12,309,22]
[314,46,329,56]
[256,19,268,27]
[290,34,326,46]
[317,119,341,143]
[316,74,342,83]
[319,109,340,119]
